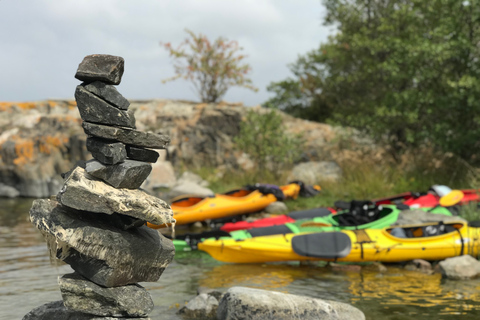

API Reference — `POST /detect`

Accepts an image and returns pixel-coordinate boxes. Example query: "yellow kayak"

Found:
[198,221,480,263]
[148,183,302,228]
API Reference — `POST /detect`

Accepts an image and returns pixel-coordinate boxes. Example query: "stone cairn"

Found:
[24,54,175,320]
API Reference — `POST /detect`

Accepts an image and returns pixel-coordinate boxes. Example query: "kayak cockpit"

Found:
[386,222,464,239]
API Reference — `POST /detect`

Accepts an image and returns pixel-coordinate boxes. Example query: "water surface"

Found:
[1,198,480,319]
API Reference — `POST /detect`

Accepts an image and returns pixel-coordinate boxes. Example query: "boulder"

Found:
[85,159,152,189]
[168,181,214,200]
[86,137,127,165]
[75,54,125,85]
[177,171,209,187]
[82,121,169,149]
[288,161,342,185]
[264,201,288,214]
[29,199,175,287]
[393,210,466,226]
[75,86,136,128]
[126,145,160,163]
[82,81,130,110]
[404,259,433,274]
[57,167,174,225]
[59,273,153,317]
[0,182,20,198]
[141,160,177,192]
[438,255,480,280]
[217,286,365,320]
[22,301,150,320]
[178,293,218,320]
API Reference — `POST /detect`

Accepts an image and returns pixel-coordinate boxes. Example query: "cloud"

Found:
[0,0,330,106]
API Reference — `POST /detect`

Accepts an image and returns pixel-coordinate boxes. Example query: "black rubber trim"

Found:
[288,208,332,220]
[292,232,352,259]
[248,225,292,237]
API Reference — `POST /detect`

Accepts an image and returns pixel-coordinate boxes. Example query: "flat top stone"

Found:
[75,54,125,85]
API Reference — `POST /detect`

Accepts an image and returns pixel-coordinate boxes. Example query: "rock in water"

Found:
[57,166,174,225]
[75,54,125,85]
[217,286,365,320]
[59,273,154,317]
[22,301,150,320]
[75,86,136,128]
[438,255,480,279]
[82,81,130,110]
[85,159,152,189]
[30,199,175,287]
[86,137,127,165]
[82,121,170,149]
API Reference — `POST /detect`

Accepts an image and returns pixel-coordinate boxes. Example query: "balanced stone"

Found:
[82,81,130,110]
[126,145,160,163]
[59,273,154,317]
[57,167,174,225]
[83,121,170,149]
[75,54,125,85]
[22,301,150,320]
[86,137,127,165]
[75,85,136,128]
[85,159,152,189]
[30,199,175,287]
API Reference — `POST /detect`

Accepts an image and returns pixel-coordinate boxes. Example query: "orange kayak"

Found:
[147,183,302,228]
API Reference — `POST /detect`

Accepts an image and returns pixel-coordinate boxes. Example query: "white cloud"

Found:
[0,0,331,105]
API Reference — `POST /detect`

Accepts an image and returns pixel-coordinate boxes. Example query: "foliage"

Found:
[234,108,304,177]
[265,0,480,162]
[161,29,257,103]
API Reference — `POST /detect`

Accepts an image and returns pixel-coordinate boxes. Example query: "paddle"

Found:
[291,232,352,259]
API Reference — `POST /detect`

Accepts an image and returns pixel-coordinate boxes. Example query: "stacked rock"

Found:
[24,54,175,320]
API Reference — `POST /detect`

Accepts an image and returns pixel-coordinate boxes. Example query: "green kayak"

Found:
[173,204,452,251]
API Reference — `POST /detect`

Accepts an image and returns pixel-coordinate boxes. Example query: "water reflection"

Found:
[3,198,480,319]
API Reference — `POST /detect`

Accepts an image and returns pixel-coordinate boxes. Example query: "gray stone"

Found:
[75,86,136,128]
[57,167,174,225]
[288,161,342,185]
[178,293,218,319]
[264,201,288,214]
[405,259,433,274]
[85,159,151,189]
[141,160,177,192]
[30,199,175,287]
[86,137,127,165]
[126,145,160,163]
[82,121,169,149]
[59,273,153,317]
[393,210,467,226]
[177,171,210,187]
[168,181,214,200]
[438,255,480,280]
[0,182,20,198]
[217,286,365,320]
[22,301,150,320]
[82,81,130,110]
[75,54,125,85]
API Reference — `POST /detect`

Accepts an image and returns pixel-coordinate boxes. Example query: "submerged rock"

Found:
[85,159,151,189]
[217,286,365,320]
[75,54,125,85]
[179,293,219,320]
[59,273,153,317]
[82,121,170,149]
[30,199,175,287]
[57,167,174,225]
[22,301,150,320]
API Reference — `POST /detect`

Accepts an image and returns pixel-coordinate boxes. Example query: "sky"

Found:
[0,0,333,107]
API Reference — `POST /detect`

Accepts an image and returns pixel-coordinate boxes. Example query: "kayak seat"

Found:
[288,207,332,220]
[292,232,352,258]
[248,225,292,237]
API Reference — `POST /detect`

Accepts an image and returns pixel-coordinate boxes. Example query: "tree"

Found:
[234,108,304,176]
[265,0,480,162]
[161,29,258,103]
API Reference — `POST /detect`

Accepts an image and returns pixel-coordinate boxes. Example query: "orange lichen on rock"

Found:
[39,136,64,155]
[0,102,14,111]
[67,100,77,109]
[13,139,35,166]
[47,100,57,108]
[15,102,38,110]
